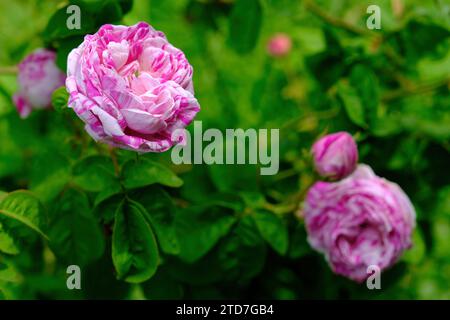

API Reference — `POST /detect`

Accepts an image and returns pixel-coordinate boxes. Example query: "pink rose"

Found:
[267,33,292,57]
[13,49,66,118]
[66,22,200,152]
[304,164,416,282]
[311,132,358,180]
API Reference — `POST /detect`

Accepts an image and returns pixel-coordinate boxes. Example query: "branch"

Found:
[304,0,373,36]
[382,77,450,102]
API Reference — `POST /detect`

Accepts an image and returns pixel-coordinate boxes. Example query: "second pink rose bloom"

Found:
[13,48,66,118]
[66,22,200,152]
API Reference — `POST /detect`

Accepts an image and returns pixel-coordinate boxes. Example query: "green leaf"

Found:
[129,187,179,255]
[43,6,95,42]
[73,155,117,193]
[112,200,159,283]
[252,210,288,255]
[48,188,105,266]
[0,221,19,255]
[288,222,311,259]
[69,0,107,12]
[51,86,69,113]
[122,158,183,189]
[228,0,262,54]
[0,191,47,239]
[94,181,123,207]
[337,80,367,128]
[55,36,84,71]
[349,64,379,127]
[175,204,237,263]
[389,20,450,63]
[168,215,266,285]
[71,0,124,21]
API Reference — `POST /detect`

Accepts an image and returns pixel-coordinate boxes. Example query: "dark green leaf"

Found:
[228,0,262,54]
[112,200,159,283]
[122,158,183,189]
[73,155,117,193]
[48,188,104,266]
[0,221,19,255]
[55,36,84,71]
[252,209,288,255]
[175,204,237,262]
[129,187,179,255]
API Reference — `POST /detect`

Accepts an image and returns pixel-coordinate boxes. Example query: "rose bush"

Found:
[304,164,416,282]
[13,48,65,118]
[66,22,200,152]
[267,33,292,57]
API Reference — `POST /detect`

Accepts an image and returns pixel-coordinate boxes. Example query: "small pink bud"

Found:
[13,48,66,118]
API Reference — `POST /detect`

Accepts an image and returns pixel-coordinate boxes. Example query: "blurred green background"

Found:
[0,0,449,299]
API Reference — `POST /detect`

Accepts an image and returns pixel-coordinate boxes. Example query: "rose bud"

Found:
[13,49,66,118]
[304,164,416,282]
[66,22,200,152]
[267,33,292,57]
[311,131,358,180]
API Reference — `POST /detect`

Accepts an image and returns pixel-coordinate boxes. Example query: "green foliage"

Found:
[0,191,47,239]
[51,86,69,113]
[252,210,288,255]
[122,158,183,189]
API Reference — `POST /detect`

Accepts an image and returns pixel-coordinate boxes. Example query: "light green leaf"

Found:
[43,6,95,41]
[0,191,47,239]
[73,155,117,193]
[337,80,367,128]
[51,86,69,113]
[30,152,71,203]
[0,221,19,255]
